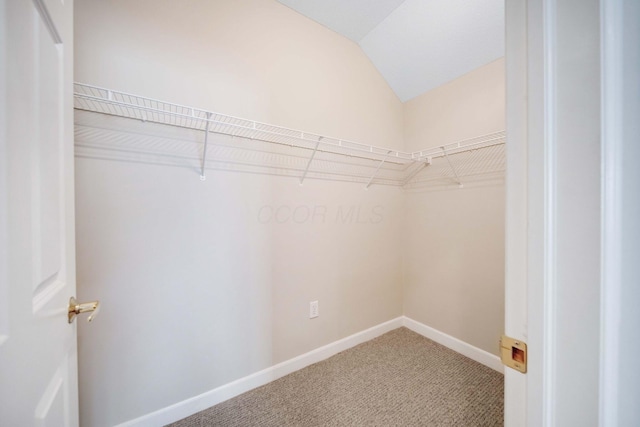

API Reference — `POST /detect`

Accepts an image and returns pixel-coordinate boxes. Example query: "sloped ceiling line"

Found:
[277,0,505,102]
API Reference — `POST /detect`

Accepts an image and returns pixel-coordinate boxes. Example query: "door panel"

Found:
[35,359,70,427]
[33,8,63,308]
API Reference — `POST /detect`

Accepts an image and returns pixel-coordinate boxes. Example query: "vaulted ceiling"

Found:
[277,0,504,102]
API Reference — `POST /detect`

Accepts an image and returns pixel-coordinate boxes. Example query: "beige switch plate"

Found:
[500,335,527,373]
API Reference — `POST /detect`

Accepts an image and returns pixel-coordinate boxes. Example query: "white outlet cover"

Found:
[309,301,319,319]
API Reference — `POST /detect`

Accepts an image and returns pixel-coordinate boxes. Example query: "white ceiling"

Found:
[277,0,504,102]
[277,0,407,42]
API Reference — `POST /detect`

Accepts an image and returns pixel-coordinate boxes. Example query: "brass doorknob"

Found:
[68,297,100,324]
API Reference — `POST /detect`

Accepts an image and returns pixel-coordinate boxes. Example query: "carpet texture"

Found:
[168,327,504,426]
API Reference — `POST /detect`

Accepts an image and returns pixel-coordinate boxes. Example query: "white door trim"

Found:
[599,1,640,425]
[540,1,558,425]
[599,2,623,425]
[504,0,530,424]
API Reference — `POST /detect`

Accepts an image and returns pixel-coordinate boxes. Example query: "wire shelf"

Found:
[74,83,413,165]
[73,83,506,189]
[411,131,506,160]
[404,138,506,190]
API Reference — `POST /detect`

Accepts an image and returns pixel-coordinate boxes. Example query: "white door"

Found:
[0,0,78,425]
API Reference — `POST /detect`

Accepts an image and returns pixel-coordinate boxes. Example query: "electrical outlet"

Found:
[309,301,319,319]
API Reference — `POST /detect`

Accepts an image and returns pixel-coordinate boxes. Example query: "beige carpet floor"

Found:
[168,327,504,426]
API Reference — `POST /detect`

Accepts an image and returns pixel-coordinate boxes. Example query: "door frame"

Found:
[505,0,640,425]
[504,0,528,425]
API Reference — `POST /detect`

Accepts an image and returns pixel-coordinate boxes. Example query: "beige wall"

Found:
[403,186,505,354]
[402,59,505,355]
[404,58,505,150]
[74,1,505,425]
[74,0,403,149]
[74,1,404,426]
[75,161,404,426]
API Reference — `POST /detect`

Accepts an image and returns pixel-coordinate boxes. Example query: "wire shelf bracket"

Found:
[441,148,463,188]
[365,150,392,189]
[300,137,322,185]
[402,157,432,187]
[200,112,212,181]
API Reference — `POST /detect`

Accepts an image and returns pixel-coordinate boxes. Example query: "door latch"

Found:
[500,335,527,373]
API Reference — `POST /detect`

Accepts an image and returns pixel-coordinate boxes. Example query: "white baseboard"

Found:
[117,316,501,426]
[116,317,404,427]
[402,316,504,373]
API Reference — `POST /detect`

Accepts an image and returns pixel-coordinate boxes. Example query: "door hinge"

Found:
[500,335,527,373]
